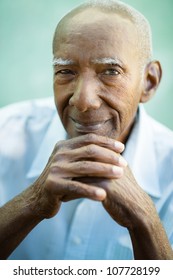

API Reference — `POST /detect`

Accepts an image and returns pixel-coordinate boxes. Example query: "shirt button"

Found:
[73,236,82,245]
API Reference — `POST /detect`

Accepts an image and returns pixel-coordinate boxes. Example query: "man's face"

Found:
[53,9,144,143]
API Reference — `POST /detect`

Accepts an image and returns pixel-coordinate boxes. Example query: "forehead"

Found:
[53,9,138,63]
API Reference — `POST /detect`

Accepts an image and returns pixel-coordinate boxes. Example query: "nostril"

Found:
[69,98,73,106]
[68,91,102,111]
[69,95,76,106]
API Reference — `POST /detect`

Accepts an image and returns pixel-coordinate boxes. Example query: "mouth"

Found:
[70,117,111,133]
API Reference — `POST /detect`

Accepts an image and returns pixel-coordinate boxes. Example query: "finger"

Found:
[58,133,125,153]
[64,161,124,178]
[46,176,107,201]
[63,144,127,167]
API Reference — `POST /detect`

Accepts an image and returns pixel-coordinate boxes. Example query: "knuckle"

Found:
[76,161,89,173]
[86,144,96,156]
[49,164,59,175]
[54,140,65,151]
[52,145,70,163]
[85,133,97,143]
[50,161,67,173]
[53,150,66,162]
[48,163,69,179]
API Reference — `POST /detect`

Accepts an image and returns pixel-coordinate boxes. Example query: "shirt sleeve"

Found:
[0,98,55,205]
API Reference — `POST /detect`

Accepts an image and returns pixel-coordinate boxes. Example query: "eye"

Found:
[103,69,119,76]
[54,69,76,76]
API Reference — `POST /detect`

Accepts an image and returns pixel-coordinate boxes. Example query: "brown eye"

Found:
[55,69,75,76]
[103,69,119,76]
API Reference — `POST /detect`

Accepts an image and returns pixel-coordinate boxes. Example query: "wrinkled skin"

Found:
[51,9,161,229]
[0,8,172,260]
[30,133,126,218]
[53,11,144,143]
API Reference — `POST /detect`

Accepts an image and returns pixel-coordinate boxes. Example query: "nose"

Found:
[69,75,102,112]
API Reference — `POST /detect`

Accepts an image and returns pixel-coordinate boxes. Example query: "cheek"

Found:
[102,83,129,111]
[53,82,71,119]
[106,79,141,109]
[103,84,140,127]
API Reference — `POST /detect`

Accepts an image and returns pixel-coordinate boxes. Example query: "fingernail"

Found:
[112,166,123,176]
[95,189,106,199]
[118,156,128,167]
[114,141,125,151]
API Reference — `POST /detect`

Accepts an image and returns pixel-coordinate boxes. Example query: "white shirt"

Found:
[0,98,173,259]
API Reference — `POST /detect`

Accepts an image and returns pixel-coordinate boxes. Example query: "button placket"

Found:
[64,199,98,259]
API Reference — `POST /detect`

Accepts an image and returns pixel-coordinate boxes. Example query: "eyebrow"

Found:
[52,57,123,67]
[52,58,75,66]
[91,57,123,67]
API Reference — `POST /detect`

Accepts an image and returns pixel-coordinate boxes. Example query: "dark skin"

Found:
[0,8,173,260]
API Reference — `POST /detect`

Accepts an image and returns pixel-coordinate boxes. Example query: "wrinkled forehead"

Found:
[54,8,136,46]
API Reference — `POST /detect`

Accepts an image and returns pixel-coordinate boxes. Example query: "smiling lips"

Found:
[71,117,110,133]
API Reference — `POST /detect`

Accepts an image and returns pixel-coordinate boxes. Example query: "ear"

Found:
[140,60,162,103]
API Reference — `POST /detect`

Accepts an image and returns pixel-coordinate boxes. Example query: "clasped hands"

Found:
[31,133,154,229]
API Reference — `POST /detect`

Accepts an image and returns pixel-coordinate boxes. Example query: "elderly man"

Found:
[0,0,173,260]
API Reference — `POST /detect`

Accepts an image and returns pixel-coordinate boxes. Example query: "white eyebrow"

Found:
[91,57,123,66]
[52,57,123,67]
[52,57,75,66]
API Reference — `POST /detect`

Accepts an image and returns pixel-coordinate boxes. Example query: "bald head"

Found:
[53,0,152,69]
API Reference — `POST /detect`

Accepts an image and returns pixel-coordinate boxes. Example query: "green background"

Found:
[0,0,173,129]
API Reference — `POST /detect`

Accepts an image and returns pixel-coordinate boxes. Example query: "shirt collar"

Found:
[27,105,161,198]
[123,105,161,198]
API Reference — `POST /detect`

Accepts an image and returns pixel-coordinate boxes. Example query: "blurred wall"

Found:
[0,0,173,129]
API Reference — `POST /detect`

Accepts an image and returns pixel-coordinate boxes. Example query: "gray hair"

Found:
[53,0,152,69]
